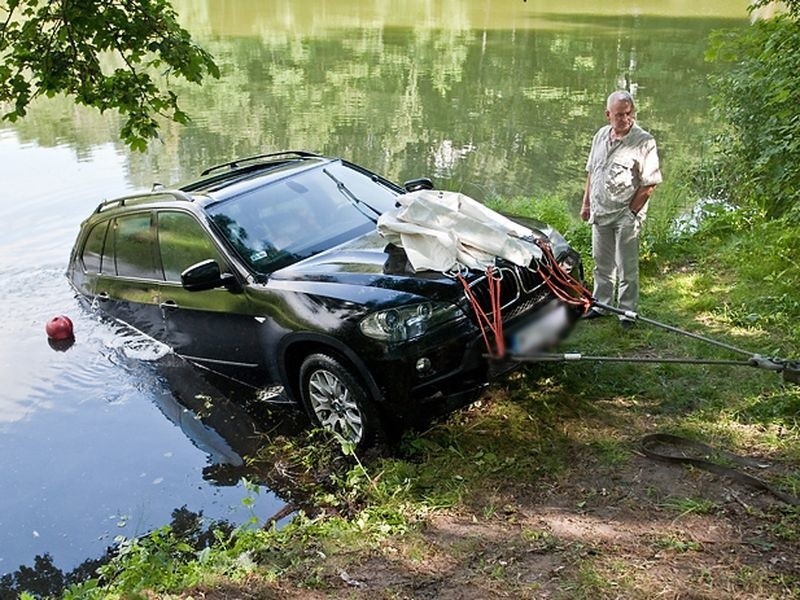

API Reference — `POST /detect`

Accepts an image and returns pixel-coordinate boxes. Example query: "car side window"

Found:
[81,220,110,273]
[113,213,160,279]
[157,211,225,282]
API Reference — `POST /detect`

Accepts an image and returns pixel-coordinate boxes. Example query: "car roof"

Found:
[90,151,335,216]
[181,152,334,203]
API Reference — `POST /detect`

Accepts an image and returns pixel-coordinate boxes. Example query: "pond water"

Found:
[0,0,749,585]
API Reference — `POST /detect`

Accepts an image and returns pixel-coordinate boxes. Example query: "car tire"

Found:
[299,353,381,448]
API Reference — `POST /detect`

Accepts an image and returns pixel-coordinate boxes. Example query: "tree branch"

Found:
[0,0,218,150]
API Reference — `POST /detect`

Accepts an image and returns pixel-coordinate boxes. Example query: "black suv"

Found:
[68,151,583,446]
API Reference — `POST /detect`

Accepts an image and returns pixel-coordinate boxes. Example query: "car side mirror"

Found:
[403,177,434,192]
[181,259,239,292]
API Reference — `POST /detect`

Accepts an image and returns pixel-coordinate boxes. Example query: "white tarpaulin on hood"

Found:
[377,189,543,272]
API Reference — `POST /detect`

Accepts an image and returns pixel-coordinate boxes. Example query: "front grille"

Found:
[465,267,519,313]
[464,265,550,322]
[517,265,547,295]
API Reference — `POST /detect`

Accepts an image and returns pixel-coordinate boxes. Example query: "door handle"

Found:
[96,292,109,302]
[159,300,178,309]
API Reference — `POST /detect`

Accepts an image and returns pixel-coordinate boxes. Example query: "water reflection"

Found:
[0,266,299,578]
[202,10,737,207]
[3,3,748,204]
[0,506,236,599]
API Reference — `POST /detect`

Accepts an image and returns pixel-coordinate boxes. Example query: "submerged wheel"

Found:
[299,353,380,448]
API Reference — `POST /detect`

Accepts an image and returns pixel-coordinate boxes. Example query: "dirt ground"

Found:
[183,446,800,600]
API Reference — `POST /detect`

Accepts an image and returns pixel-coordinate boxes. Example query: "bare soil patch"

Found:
[184,441,799,600]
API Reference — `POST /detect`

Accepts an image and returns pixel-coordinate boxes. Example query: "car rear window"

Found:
[81,220,110,273]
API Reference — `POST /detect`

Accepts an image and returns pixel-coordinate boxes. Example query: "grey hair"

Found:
[606,90,635,110]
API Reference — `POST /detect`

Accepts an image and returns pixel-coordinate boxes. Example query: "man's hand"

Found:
[629,184,656,215]
[581,174,592,222]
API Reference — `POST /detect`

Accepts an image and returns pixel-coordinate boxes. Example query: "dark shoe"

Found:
[583,309,606,320]
[619,319,636,330]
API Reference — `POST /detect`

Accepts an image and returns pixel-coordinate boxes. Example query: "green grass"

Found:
[660,496,718,517]
[652,534,702,553]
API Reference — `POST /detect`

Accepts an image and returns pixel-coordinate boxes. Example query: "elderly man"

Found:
[580,90,662,328]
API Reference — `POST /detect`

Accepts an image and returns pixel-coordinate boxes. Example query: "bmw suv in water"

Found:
[67,151,583,446]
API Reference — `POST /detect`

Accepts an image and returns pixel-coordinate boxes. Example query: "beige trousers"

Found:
[591,212,641,318]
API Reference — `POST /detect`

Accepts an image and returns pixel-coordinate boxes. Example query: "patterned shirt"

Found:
[585,123,662,226]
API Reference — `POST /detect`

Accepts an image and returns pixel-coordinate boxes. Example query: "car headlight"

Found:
[359,301,463,342]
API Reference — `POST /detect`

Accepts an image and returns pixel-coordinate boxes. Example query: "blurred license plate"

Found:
[509,304,569,354]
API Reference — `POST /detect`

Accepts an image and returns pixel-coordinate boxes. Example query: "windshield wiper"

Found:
[322,168,381,223]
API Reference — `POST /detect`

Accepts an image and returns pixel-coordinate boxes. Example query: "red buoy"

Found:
[45,315,74,341]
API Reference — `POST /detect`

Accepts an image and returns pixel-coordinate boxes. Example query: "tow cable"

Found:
[503,240,800,384]
[457,239,798,384]
[506,300,800,386]
[457,265,506,359]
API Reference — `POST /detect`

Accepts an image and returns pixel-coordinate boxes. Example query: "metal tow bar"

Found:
[507,301,800,385]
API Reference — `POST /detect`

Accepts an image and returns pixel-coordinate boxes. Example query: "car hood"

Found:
[269,215,568,307]
[272,229,464,302]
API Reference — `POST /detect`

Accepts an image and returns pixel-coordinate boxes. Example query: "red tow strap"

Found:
[533,241,594,313]
[457,266,506,359]
[457,242,594,360]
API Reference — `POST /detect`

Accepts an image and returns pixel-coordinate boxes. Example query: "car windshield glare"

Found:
[207,162,399,273]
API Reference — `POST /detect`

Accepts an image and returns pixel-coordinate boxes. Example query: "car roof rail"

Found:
[199,150,323,177]
[95,189,194,213]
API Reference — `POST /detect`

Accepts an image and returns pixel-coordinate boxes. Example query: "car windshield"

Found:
[207,161,399,273]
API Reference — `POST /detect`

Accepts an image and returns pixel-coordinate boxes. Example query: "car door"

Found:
[93,212,165,341]
[155,210,267,385]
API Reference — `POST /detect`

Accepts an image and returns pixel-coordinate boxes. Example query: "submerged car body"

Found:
[67,151,583,445]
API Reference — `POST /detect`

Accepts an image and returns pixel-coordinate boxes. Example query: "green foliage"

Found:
[57,508,239,599]
[750,0,800,18]
[636,159,704,268]
[247,429,372,519]
[0,0,219,150]
[706,10,800,218]
[95,527,202,593]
